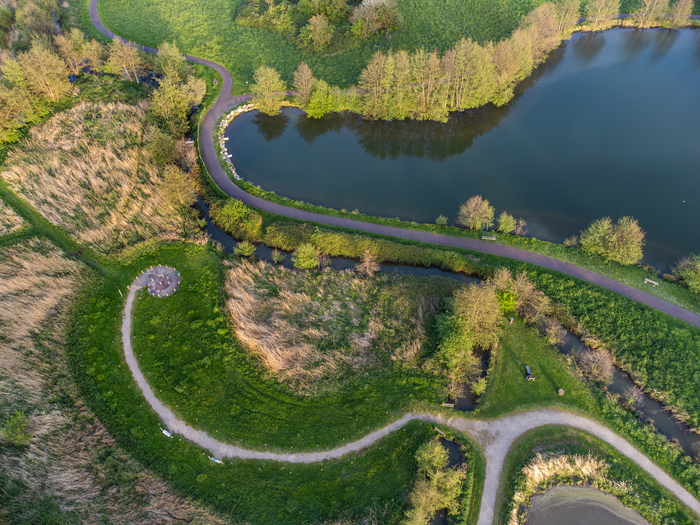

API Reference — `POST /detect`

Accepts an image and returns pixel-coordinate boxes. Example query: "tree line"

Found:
[251,0,695,121]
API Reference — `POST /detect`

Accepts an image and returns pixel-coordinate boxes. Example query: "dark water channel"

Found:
[225,28,700,272]
[526,485,649,525]
[196,197,700,455]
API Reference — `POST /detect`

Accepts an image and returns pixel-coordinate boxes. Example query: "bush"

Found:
[580,216,645,265]
[292,242,319,269]
[234,240,257,257]
[457,195,494,231]
[1,410,32,445]
[435,215,448,226]
[209,198,263,241]
[673,254,700,294]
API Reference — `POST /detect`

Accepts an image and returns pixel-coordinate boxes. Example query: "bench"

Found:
[644,278,659,287]
[161,429,173,438]
[482,235,496,241]
[434,427,447,436]
[441,402,455,408]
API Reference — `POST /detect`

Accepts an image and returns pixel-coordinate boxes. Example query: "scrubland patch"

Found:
[0,200,24,235]
[225,259,458,393]
[0,102,187,253]
[0,240,226,524]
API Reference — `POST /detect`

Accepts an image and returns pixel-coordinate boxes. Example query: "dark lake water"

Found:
[225,28,700,272]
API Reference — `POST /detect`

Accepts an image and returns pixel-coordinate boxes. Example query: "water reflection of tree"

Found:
[290,42,568,162]
[570,31,606,66]
[252,111,289,142]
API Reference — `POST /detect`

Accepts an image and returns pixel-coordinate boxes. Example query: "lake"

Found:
[225,28,700,272]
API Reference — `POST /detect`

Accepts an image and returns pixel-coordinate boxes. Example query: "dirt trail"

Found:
[122,273,700,525]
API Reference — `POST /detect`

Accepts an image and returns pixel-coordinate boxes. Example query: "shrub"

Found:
[234,240,257,258]
[209,198,263,242]
[292,242,319,269]
[497,211,516,234]
[1,410,32,445]
[673,254,700,294]
[563,234,579,247]
[457,195,494,231]
[435,215,448,226]
[578,349,614,385]
[580,216,645,265]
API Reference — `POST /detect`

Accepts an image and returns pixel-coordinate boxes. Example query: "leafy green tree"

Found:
[435,215,448,226]
[55,28,86,76]
[457,195,494,230]
[670,0,693,28]
[149,75,206,135]
[632,0,669,28]
[436,313,480,397]
[496,211,516,234]
[292,242,319,269]
[404,441,467,525]
[271,248,286,264]
[234,240,257,258]
[146,126,176,166]
[1,410,32,445]
[580,216,645,265]
[471,377,488,396]
[83,38,105,73]
[251,65,286,116]
[154,41,190,80]
[585,0,621,30]
[210,198,263,241]
[673,254,700,294]
[305,79,334,118]
[453,280,502,350]
[302,14,334,51]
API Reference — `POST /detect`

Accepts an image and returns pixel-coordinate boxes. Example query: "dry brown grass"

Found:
[0,200,24,235]
[509,452,610,525]
[225,259,453,393]
[0,240,228,524]
[0,102,188,253]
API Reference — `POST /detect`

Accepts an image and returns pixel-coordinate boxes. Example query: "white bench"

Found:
[644,278,659,287]
[482,236,496,241]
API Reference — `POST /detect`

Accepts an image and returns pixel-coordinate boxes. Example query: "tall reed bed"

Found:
[0,200,24,235]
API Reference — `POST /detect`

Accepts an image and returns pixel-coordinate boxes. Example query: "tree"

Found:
[673,254,700,294]
[55,28,86,76]
[15,0,57,37]
[154,41,189,80]
[520,3,561,64]
[251,65,286,116]
[210,198,263,241]
[515,218,528,236]
[404,441,467,525]
[1,410,32,445]
[292,242,319,269]
[162,164,196,207]
[305,79,334,118]
[107,38,143,82]
[436,313,480,396]
[579,349,615,384]
[453,281,502,350]
[585,0,621,30]
[83,39,105,73]
[18,41,71,102]
[435,215,448,226]
[457,195,494,230]
[580,216,645,265]
[356,248,380,276]
[410,48,447,121]
[149,75,206,135]
[496,211,516,234]
[350,0,402,40]
[303,14,334,51]
[632,0,670,28]
[669,0,693,28]
[444,39,496,111]
[292,62,315,108]
[554,0,582,35]
[234,240,257,258]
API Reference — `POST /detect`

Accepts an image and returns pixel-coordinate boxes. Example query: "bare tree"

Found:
[356,249,380,276]
[585,0,621,30]
[55,28,86,76]
[579,349,615,384]
[292,62,315,108]
[515,218,528,236]
[632,0,670,28]
[18,41,71,102]
[554,0,582,34]
[624,385,645,411]
[83,39,105,73]
[457,195,494,230]
[669,0,693,28]
[544,317,566,346]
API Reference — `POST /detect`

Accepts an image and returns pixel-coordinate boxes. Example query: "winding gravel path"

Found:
[88,0,700,330]
[122,270,700,525]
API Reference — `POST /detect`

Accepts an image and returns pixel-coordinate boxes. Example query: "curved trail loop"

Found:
[123,270,700,525]
[89,0,700,330]
[94,3,700,522]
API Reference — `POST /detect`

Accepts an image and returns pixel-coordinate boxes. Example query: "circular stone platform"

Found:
[133,266,181,297]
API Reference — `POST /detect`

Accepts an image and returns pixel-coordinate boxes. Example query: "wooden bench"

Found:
[644,278,659,287]
[434,427,447,436]
[441,402,455,408]
[482,236,497,241]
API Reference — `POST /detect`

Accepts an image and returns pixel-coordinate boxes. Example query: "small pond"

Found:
[225,28,700,272]
[526,485,649,525]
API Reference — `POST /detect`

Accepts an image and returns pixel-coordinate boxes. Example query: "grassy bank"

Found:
[495,426,700,525]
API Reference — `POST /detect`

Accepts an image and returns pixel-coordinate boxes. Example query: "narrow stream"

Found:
[196,197,700,456]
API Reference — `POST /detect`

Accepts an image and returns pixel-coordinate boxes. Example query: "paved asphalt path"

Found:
[121,274,700,525]
[90,0,700,330]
